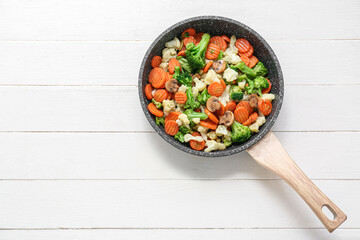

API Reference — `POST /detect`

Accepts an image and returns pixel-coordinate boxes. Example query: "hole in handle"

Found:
[322,204,337,221]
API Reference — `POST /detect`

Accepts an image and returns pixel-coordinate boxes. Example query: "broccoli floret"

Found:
[197,88,211,105]
[184,87,200,110]
[237,74,248,82]
[231,61,256,79]
[174,132,185,143]
[178,57,193,74]
[223,137,232,147]
[230,85,244,101]
[172,66,181,80]
[155,116,165,126]
[179,125,192,134]
[152,99,162,108]
[217,51,224,60]
[253,62,268,77]
[231,121,251,143]
[184,109,208,121]
[185,33,210,72]
[172,66,192,87]
[245,76,269,96]
[254,76,269,89]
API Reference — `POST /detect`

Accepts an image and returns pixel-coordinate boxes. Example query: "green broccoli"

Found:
[152,99,162,108]
[172,66,181,79]
[184,109,208,121]
[185,33,210,71]
[231,121,251,143]
[231,61,256,79]
[174,132,185,143]
[172,66,192,87]
[197,88,211,105]
[253,62,268,77]
[178,57,193,74]
[184,87,200,110]
[217,51,224,60]
[237,74,248,82]
[223,137,232,147]
[254,76,269,89]
[245,76,269,96]
[230,85,244,101]
[179,125,192,134]
[155,116,165,126]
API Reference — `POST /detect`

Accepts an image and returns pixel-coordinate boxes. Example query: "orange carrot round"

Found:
[182,36,196,50]
[189,132,205,151]
[149,67,166,88]
[208,82,224,97]
[203,61,213,73]
[200,119,218,130]
[234,107,249,124]
[148,102,164,117]
[220,79,226,90]
[154,89,169,103]
[194,33,204,43]
[249,55,259,68]
[242,112,258,126]
[215,102,225,117]
[258,99,272,116]
[262,79,272,94]
[168,58,181,74]
[182,28,196,38]
[240,54,250,66]
[221,35,230,43]
[241,45,254,58]
[177,50,186,57]
[151,56,162,68]
[205,109,219,124]
[210,36,228,52]
[225,101,237,112]
[144,84,153,100]
[235,38,251,53]
[175,91,187,104]
[165,111,181,124]
[205,43,220,60]
[165,120,179,136]
[236,101,253,115]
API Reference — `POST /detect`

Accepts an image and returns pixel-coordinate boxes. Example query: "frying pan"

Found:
[138,16,346,232]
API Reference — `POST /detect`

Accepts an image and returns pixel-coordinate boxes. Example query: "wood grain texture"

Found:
[247,132,347,232]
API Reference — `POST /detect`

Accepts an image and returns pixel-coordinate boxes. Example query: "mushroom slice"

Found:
[165,78,179,93]
[249,94,259,108]
[206,96,221,112]
[219,111,235,127]
[212,60,226,74]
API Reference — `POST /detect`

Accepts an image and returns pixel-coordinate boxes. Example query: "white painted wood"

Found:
[0,132,358,180]
[0,180,356,228]
[0,0,359,40]
[0,85,358,131]
[1,40,359,85]
[1,229,359,240]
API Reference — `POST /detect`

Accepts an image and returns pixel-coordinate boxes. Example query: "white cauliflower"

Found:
[229,35,238,54]
[184,134,203,142]
[223,48,241,65]
[165,37,181,50]
[177,113,190,128]
[207,131,218,140]
[159,62,168,72]
[223,68,239,82]
[162,48,177,62]
[175,102,184,113]
[197,125,208,141]
[238,80,246,90]
[192,118,200,124]
[193,77,206,91]
[218,85,231,106]
[192,87,199,99]
[162,100,175,116]
[215,125,231,138]
[242,94,250,101]
[204,140,226,152]
[203,69,221,85]
[261,93,276,102]
[249,116,266,133]
[178,84,188,93]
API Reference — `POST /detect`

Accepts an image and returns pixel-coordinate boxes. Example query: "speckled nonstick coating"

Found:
[138,16,284,157]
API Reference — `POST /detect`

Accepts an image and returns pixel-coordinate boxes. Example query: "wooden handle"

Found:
[247,131,347,232]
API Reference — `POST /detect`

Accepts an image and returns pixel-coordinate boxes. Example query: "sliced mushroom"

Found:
[206,96,221,112]
[249,94,259,108]
[192,73,201,79]
[219,111,234,127]
[165,78,179,93]
[212,60,226,74]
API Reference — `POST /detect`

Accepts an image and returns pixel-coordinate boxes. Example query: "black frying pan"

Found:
[138,16,346,232]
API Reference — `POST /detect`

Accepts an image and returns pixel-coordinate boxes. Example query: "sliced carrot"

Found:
[205,109,219,124]
[194,33,204,43]
[262,79,272,94]
[165,120,179,136]
[241,45,254,58]
[235,38,251,53]
[154,89,169,103]
[148,102,164,117]
[220,79,226,90]
[174,91,187,104]
[168,58,181,74]
[182,36,196,50]
[258,99,272,116]
[208,82,224,97]
[165,111,181,124]
[166,72,172,82]
[242,112,258,126]
[149,67,166,88]
[249,55,259,68]
[209,36,228,52]
[240,54,250,66]
[144,84,153,100]
[203,61,213,73]
[236,101,253,115]
[221,35,230,43]
[182,28,196,38]
[234,107,249,124]
[225,101,237,112]
[214,102,225,117]
[177,50,186,57]
[190,132,205,151]
[205,43,220,60]
[194,108,201,113]
[200,118,218,130]
[151,56,162,68]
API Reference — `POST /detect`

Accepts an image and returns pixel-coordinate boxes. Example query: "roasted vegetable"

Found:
[253,62,268,77]
[230,85,244,101]
[178,57,193,73]
[231,121,251,143]
[184,109,208,121]
[231,61,256,79]
[185,33,210,71]
[184,87,200,109]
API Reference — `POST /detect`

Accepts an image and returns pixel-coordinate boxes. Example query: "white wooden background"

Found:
[0,0,359,239]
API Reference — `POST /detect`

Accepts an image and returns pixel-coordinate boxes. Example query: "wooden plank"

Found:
[0,180,356,228]
[0,132,358,180]
[0,40,359,85]
[0,0,359,40]
[0,86,358,131]
[0,229,359,240]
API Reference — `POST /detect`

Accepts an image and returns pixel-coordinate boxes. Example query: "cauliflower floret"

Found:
[249,116,266,133]
[193,77,206,91]
[178,85,188,93]
[238,80,246,90]
[175,102,184,113]
[204,140,226,152]
[184,134,203,142]
[159,62,168,72]
[203,69,221,85]
[261,93,276,102]
[223,48,241,65]
[223,68,239,82]
[242,94,250,101]
[229,35,238,54]
[218,85,231,106]
[192,87,199,99]
[215,125,231,138]
[162,100,175,116]
[178,113,190,128]
[197,125,208,141]
[165,37,181,50]
[207,131,218,140]
[192,118,200,124]
[162,48,177,62]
